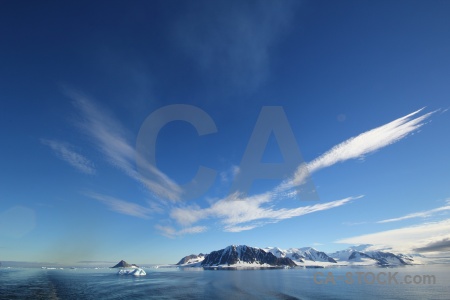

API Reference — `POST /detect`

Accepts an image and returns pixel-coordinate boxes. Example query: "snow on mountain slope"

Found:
[201,245,296,268]
[299,247,337,263]
[329,244,414,266]
[264,247,336,265]
[176,254,205,266]
[176,244,421,268]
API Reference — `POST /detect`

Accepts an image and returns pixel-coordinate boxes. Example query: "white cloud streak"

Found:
[155,224,207,238]
[377,203,450,223]
[170,194,363,232]
[86,192,152,219]
[336,219,450,254]
[41,139,95,174]
[288,108,435,187]
[66,90,182,201]
[309,108,431,173]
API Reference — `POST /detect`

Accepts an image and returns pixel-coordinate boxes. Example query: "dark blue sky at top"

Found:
[3,1,449,111]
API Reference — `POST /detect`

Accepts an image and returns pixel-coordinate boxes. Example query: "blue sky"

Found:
[1,1,450,265]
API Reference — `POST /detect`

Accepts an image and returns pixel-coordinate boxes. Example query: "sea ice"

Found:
[117,268,146,276]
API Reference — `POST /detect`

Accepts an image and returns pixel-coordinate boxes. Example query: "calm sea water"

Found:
[0,265,448,299]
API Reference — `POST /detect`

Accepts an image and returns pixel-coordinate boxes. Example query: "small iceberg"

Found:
[117,268,146,276]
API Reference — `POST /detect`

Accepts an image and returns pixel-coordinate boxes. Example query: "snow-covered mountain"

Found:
[176,244,421,268]
[176,253,205,266]
[329,245,414,266]
[201,245,296,268]
[264,247,337,264]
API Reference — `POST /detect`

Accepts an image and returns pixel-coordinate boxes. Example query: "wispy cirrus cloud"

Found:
[308,108,431,171]
[65,90,182,201]
[155,224,207,238]
[85,192,152,219]
[170,194,363,232]
[336,218,450,254]
[288,108,435,187]
[377,201,450,223]
[41,139,95,175]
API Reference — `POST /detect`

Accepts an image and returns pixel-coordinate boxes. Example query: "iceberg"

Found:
[117,268,146,276]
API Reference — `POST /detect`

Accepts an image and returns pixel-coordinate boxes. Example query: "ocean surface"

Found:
[0,265,448,299]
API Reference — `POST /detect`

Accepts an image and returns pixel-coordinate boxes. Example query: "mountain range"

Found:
[201,245,297,268]
[176,244,421,268]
